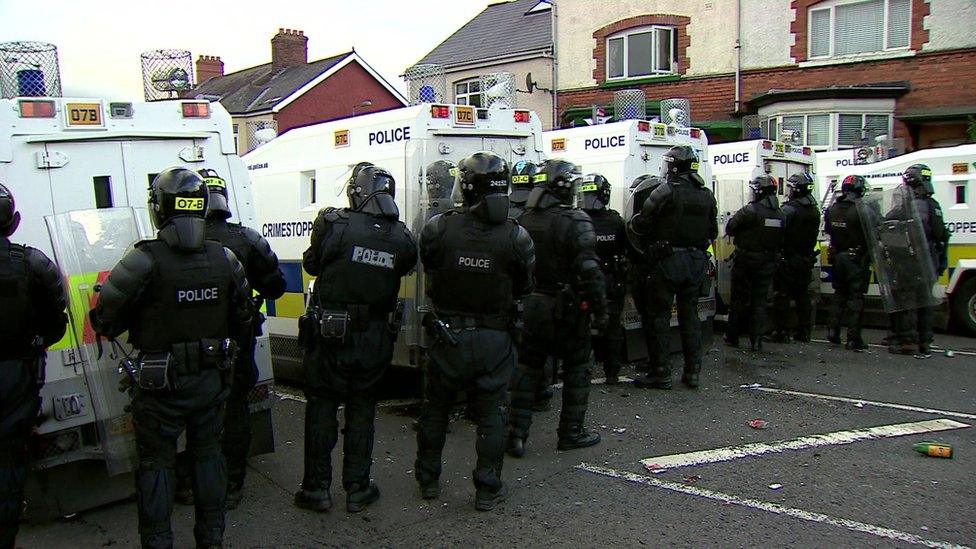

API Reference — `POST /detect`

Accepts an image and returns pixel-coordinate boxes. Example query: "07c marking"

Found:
[65,102,103,126]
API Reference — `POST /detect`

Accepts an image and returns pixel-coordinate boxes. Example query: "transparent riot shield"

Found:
[858,186,940,313]
[714,178,750,305]
[45,207,152,475]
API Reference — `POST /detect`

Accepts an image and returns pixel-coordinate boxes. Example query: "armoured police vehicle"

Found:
[542,119,711,212]
[541,119,715,360]
[0,97,276,518]
[242,103,545,379]
[708,139,817,315]
[816,144,976,335]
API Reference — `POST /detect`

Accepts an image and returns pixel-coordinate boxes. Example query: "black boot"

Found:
[506,434,525,458]
[827,328,841,345]
[225,481,243,510]
[346,482,380,513]
[770,331,791,343]
[604,364,621,385]
[845,339,868,352]
[474,482,508,512]
[557,425,601,450]
[749,336,763,352]
[294,486,332,512]
[681,364,700,389]
[723,333,739,347]
[419,481,440,500]
[633,363,671,389]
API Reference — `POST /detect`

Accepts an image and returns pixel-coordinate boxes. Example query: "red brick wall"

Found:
[592,15,691,82]
[271,29,309,73]
[790,0,929,62]
[275,61,404,133]
[558,48,976,148]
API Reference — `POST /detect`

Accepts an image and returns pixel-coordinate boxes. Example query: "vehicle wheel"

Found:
[951,277,976,336]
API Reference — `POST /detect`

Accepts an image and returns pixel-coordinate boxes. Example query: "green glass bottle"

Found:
[913,441,953,458]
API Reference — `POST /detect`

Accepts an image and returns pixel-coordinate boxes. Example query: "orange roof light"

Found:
[18,99,56,118]
[513,110,531,123]
[431,105,451,119]
[637,121,650,132]
[181,102,210,118]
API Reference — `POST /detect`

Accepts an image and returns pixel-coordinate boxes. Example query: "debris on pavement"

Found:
[748,419,768,429]
[913,441,953,458]
[643,463,667,474]
[739,383,762,389]
[854,402,865,408]
[682,475,701,484]
[768,483,783,490]
[944,349,954,358]
[612,428,627,434]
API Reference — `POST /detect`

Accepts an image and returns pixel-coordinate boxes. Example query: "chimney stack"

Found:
[196,55,224,83]
[271,28,308,72]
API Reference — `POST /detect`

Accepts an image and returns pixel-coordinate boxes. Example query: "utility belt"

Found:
[301,301,402,344]
[533,283,579,321]
[734,246,779,258]
[833,246,865,258]
[134,338,237,392]
[436,312,511,332]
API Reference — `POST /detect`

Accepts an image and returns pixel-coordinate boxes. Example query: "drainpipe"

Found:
[550,0,559,129]
[734,0,742,115]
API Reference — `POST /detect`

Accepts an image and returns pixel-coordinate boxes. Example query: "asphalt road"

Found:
[17,328,976,548]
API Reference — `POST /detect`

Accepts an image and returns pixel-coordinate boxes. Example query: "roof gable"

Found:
[413,0,552,70]
[191,52,352,115]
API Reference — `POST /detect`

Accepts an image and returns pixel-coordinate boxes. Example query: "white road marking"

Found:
[809,339,976,357]
[638,419,969,470]
[577,463,971,549]
[746,386,976,420]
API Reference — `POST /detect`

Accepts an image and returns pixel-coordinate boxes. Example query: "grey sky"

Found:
[0,0,493,100]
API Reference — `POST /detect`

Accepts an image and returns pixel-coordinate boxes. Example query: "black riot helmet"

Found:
[199,168,231,220]
[535,158,582,205]
[424,160,457,202]
[903,164,934,196]
[580,173,612,210]
[749,174,778,202]
[662,145,700,177]
[0,183,21,237]
[786,172,815,200]
[455,151,510,224]
[347,165,398,218]
[148,167,209,229]
[509,160,538,204]
[840,174,867,199]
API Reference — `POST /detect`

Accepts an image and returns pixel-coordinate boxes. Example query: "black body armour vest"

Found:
[129,240,231,350]
[315,211,409,312]
[650,182,713,248]
[519,207,574,293]
[735,201,786,252]
[206,221,252,269]
[0,241,32,347]
[783,196,821,256]
[586,208,625,269]
[429,213,514,316]
[826,200,866,252]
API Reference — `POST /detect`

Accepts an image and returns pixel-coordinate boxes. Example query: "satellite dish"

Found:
[253,127,277,145]
[525,72,535,93]
[668,108,688,127]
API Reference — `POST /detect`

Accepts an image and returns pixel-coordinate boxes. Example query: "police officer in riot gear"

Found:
[824,175,871,351]
[888,164,948,357]
[629,147,717,389]
[771,172,821,343]
[724,174,786,351]
[580,173,628,384]
[508,160,538,220]
[415,152,535,511]
[297,165,417,513]
[201,169,286,508]
[424,160,458,217]
[507,159,607,457]
[508,161,554,409]
[90,168,252,549]
[0,183,67,549]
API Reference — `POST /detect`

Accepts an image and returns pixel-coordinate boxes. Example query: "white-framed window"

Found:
[808,0,911,59]
[454,79,483,108]
[838,113,891,146]
[761,113,891,150]
[606,26,676,80]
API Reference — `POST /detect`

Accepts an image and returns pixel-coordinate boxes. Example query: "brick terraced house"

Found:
[555,0,976,150]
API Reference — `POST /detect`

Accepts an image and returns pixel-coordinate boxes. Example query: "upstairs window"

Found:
[454,79,483,108]
[607,26,676,80]
[809,0,910,59]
